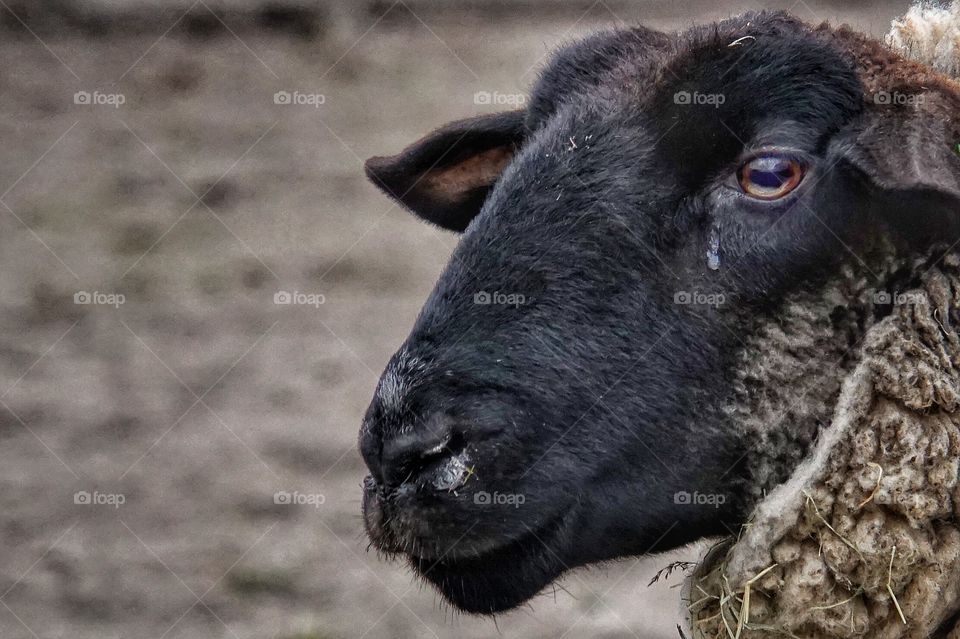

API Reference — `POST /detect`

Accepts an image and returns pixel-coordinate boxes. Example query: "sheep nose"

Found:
[363,413,463,489]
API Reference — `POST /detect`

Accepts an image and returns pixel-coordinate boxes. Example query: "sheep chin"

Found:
[407,505,577,614]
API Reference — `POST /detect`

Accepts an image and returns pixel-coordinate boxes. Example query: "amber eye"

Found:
[737,154,804,200]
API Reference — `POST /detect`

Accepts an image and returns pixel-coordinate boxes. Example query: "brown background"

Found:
[0,1,907,637]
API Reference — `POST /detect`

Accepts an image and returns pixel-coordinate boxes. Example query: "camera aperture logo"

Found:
[673,290,725,307]
[871,290,924,306]
[873,91,924,106]
[74,90,125,108]
[673,90,725,108]
[473,491,525,508]
[673,491,726,508]
[74,291,125,308]
[273,490,325,508]
[473,290,526,308]
[273,90,326,108]
[274,290,325,308]
[473,91,526,106]
[74,490,125,508]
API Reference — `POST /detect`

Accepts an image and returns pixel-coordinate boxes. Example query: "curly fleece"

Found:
[689,253,960,638]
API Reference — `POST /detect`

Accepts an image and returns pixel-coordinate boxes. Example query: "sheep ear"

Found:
[832,91,960,243]
[365,110,527,232]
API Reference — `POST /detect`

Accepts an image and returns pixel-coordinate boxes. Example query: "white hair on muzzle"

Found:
[887,1,960,77]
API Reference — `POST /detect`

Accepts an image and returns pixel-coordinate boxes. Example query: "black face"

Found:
[359,12,960,614]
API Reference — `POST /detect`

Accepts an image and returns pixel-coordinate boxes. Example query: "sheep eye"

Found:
[737,153,804,200]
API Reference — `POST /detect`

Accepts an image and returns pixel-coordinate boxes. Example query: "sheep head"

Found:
[360,10,960,614]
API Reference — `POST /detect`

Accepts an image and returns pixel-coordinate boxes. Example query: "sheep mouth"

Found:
[363,476,574,613]
[408,507,574,613]
[363,476,567,555]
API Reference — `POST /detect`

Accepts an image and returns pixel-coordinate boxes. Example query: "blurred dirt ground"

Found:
[0,1,908,638]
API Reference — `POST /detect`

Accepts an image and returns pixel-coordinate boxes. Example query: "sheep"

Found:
[359,3,960,622]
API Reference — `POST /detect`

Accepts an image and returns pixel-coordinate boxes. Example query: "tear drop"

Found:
[707,222,721,270]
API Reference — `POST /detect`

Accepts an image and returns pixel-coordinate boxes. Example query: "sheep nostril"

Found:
[382,424,466,488]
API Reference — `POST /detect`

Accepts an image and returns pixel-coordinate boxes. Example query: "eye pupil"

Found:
[738,154,804,199]
[749,169,787,188]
